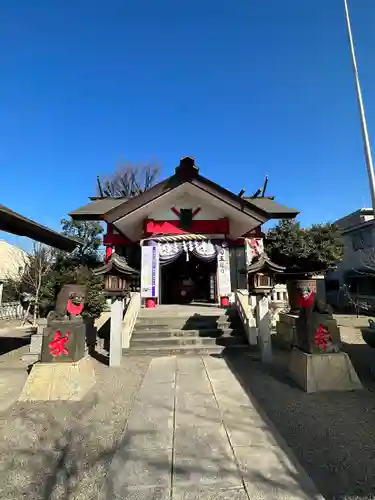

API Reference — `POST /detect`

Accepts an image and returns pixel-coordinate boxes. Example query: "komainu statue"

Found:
[42,284,87,363]
[47,284,85,323]
[295,283,341,354]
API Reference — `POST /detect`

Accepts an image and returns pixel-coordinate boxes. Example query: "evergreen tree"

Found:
[42,219,107,319]
[266,219,344,276]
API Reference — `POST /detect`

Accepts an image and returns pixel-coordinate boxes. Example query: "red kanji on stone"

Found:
[314,324,332,351]
[49,330,70,357]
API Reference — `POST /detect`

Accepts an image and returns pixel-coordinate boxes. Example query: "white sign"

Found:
[141,245,159,298]
[217,243,231,297]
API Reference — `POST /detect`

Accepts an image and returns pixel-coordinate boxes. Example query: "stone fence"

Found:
[0,301,24,321]
[235,289,257,345]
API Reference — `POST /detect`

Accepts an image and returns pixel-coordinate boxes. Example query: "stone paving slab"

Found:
[235,445,318,499]
[101,355,323,500]
[113,486,170,500]
[172,485,249,500]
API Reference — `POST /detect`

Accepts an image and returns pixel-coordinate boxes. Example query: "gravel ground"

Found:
[0,356,150,500]
[1,313,375,499]
[224,315,375,500]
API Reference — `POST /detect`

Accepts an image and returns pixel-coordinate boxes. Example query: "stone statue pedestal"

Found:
[40,319,86,363]
[19,283,96,401]
[19,356,95,402]
[276,313,297,350]
[288,348,363,393]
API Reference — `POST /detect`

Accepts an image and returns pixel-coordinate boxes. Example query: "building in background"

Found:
[0,240,27,306]
[326,208,375,311]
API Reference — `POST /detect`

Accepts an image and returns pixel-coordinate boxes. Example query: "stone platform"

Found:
[288,348,363,393]
[276,312,297,349]
[18,355,95,402]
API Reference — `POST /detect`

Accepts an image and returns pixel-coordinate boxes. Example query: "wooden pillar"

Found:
[256,295,272,363]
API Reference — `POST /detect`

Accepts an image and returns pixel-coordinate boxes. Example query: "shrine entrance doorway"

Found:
[160,252,217,305]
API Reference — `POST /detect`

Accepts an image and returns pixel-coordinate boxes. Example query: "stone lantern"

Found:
[247,253,285,364]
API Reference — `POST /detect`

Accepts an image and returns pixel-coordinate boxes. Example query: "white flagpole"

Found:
[344,0,375,213]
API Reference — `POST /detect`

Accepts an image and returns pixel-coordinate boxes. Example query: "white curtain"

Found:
[157,240,220,265]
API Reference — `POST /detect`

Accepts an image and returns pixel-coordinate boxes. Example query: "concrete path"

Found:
[101,356,323,500]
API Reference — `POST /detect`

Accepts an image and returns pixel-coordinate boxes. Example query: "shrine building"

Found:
[69,157,298,308]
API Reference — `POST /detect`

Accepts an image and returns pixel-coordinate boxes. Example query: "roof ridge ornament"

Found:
[175,156,199,179]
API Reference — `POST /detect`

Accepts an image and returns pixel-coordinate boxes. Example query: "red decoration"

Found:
[297,290,315,308]
[144,218,230,235]
[220,296,230,307]
[105,246,113,262]
[314,324,332,351]
[146,298,157,308]
[49,330,70,357]
[67,300,83,315]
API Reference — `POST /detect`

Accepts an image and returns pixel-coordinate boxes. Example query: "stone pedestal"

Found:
[256,296,272,363]
[288,348,363,393]
[276,313,297,350]
[19,356,96,401]
[22,332,44,364]
[41,320,86,363]
[21,321,46,365]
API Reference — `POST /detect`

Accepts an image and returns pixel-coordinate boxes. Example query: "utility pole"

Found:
[344,0,375,213]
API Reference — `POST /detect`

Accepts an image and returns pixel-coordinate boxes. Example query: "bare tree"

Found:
[21,243,54,326]
[358,247,375,275]
[340,284,370,317]
[98,160,161,198]
[339,247,375,317]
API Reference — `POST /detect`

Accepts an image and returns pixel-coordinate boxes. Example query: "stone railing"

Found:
[235,289,258,346]
[0,301,24,320]
[122,292,141,349]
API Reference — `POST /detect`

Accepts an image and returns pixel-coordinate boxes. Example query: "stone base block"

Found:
[22,332,44,364]
[276,314,296,350]
[19,356,95,402]
[278,312,298,326]
[288,348,363,393]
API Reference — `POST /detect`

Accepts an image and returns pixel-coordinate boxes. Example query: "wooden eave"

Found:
[94,253,139,276]
[247,253,286,274]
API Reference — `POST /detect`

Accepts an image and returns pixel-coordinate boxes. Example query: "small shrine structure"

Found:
[69,156,299,308]
[94,253,140,297]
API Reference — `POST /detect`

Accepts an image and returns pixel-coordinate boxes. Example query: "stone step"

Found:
[134,319,241,331]
[136,314,238,324]
[122,344,255,357]
[130,335,246,348]
[131,327,243,339]
[138,307,234,317]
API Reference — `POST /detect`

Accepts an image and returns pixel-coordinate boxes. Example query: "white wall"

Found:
[0,241,27,282]
[152,192,225,220]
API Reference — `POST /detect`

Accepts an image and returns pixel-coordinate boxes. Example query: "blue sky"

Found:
[1,0,375,249]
